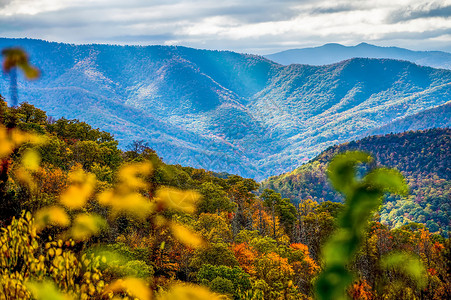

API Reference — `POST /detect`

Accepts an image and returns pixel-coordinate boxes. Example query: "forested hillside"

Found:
[1,38,450,179]
[262,128,450,235]
[366,101,451,136]
[1,100,449,299]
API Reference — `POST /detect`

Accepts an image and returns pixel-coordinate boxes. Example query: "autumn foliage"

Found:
[0,99,449,300]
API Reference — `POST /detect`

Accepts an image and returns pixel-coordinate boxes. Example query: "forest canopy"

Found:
[0,99,449,299]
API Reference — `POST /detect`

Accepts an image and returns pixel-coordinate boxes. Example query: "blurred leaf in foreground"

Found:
[104,277,152,300]
[156,284,226,300]
[69,213,106,241]
[381,252,427,288]
[60,168,96,209]
[315,151,410,300]
[155,187,200,214]
[34,206,70,232]
[26,280,73,300]
[170,222,205,249]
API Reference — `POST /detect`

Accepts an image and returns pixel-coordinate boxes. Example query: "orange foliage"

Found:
[232,243,257,275]
[36,166,68,195]
[348,280,374,300]
[290,243,309,254]
[290,243,319,277]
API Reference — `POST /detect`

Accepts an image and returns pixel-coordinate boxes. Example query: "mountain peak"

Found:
[265,43,451,68]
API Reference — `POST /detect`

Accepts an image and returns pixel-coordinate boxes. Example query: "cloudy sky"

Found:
[1,0,450,54]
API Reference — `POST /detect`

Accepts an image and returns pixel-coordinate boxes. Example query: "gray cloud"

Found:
[373,27,451,41]
[310,4,361,15]
[0,0,450,54]
[204,4,300,23]
[0,0,12,7]
[389,3,451,23]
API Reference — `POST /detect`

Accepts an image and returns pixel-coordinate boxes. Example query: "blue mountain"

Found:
[265,43,451,69]
[0,38,450,179]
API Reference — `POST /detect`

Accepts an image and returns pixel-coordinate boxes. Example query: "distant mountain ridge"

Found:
[0,38,450,180]
[265,43,451,69]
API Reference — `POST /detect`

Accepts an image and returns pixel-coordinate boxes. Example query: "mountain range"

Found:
[265,42,451,69]
[0,38,450,180]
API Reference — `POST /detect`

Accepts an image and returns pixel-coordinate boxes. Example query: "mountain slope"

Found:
[365,101,451,136]
[261,128,450,234]
[265,43,451,69]
[1,38,451,179]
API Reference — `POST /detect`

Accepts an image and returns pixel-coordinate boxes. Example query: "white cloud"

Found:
[0,0,450,53]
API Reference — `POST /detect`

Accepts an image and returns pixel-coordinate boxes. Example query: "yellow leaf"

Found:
[117,162,153,190]
[0,126,46,158]
[60,169,96,209]
[10,128,46,146]
[170,222,205,249]
[21,149,41,171]
[98,189,115,205]
[99,191,154,219]
[70,213,106,241]
[157,284,225,300]
[34,206,70,232]
[104,277,152,300]
[26,280,73,300]
[14,167,37,191]
[0,130,13,156]
[155,187,200,214]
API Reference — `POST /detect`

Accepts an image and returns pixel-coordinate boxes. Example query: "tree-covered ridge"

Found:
[1,38,451,179]
[1,100,449,299]
[366,101,451,136]
[262,128,450,235]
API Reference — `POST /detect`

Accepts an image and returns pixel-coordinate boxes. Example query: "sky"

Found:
[0,0,450,54]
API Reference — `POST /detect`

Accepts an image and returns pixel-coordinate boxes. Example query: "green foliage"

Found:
[191,242,239,269]
[210,277,234,297]
[198,264,252,298]
[260,189,296,236]
[197,182,235,214]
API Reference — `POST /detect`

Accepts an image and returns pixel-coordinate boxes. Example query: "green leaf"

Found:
[381,252,426,288]
[327,151,372,196]
[363,168,409,196]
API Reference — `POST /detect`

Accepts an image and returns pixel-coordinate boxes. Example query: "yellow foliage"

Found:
[0,125,46,158]
[1,271,31,299]
[97,162,156,219]
[170,222,205,249]
[26,280,73,300]
[0,126,13,158]
[14,166,37,191]
[13,149,41,191]
[21,149,41,171]
[157,284,226,300]
[60,169,96,209]
[98,190,154,219]
[70,213,106,241]
[34,206,70,231]
[117,161,153,190]
[155,187,200,214]
[104,277,152,300]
